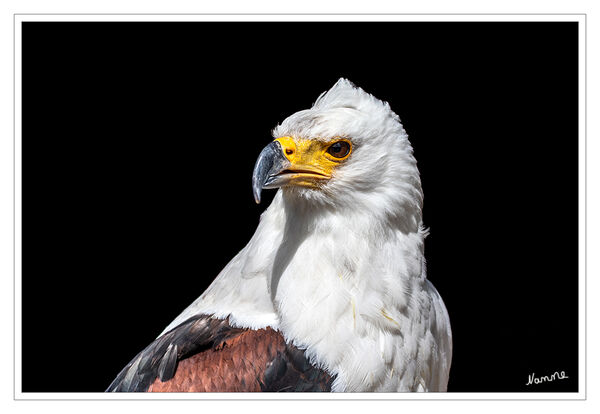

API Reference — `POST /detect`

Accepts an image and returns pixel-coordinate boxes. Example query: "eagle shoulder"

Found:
[106,315,333,392]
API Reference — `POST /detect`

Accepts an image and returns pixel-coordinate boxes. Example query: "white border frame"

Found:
[13,13,587,401]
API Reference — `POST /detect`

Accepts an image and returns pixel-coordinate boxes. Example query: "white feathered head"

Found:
[253,78,423,230]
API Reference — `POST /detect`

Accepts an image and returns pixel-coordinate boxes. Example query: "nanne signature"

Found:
[526,371,569,386]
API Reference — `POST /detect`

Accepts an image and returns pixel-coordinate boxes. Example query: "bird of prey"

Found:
[107,78,452,393]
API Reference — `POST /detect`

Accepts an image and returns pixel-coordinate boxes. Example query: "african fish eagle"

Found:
[107,78,452,392]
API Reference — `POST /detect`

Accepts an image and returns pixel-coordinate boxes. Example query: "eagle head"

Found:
[253,78,423,228]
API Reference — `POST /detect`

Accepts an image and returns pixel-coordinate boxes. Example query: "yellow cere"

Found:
[274,136,352,188]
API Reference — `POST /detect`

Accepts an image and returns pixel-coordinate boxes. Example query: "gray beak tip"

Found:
[251,140,287,206]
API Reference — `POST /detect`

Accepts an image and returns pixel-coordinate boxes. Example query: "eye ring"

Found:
[326,140,352,159]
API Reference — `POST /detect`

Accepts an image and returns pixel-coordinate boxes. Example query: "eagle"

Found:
[107,78,452,393]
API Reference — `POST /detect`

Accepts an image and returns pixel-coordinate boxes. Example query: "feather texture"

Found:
[107,315,332,392]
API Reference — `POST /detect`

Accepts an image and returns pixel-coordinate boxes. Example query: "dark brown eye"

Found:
[327,141,351,159]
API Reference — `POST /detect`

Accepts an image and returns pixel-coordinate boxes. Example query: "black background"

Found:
[21,21,579,392]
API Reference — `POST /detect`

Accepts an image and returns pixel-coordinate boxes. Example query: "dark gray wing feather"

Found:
[261,346,334,392]
[106,315,242,392]
[106,314,334,392]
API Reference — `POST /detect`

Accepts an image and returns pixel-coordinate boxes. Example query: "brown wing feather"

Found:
[107,315,334,392]
[148,328,283,392]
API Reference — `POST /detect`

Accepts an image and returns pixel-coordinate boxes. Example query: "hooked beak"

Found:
[252,138,333,204]
[251,140,290,204]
